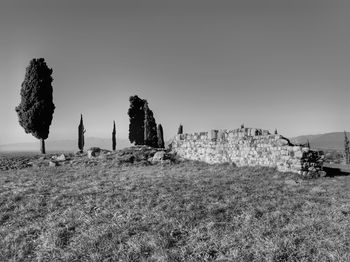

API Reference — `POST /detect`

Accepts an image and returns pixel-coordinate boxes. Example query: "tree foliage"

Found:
[306,139,310,148]
[15,58,55,153]
[78,114,86,152]
[157,124,165,148]
[177,124,183,135]
[128,95,158,147]
[128,95,146,145]
[143,101,158,147]
[112,121,116,151]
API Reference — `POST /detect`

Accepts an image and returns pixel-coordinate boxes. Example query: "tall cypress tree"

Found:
[144,101,150,145]
[177,124,183,135]
[143,101,158,147]
[306,139,310,148]
[15,58,55,154]
[157,124,165,148]
[112,121,116,151]
[78,114,86,152]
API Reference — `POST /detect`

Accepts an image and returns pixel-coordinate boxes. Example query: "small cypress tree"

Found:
[78,114,86,152]
[15,58,55,154]
[157,124,165,148]
[112,121,116,151]
[274,128,278,135]
[177,124,183,135]
[344,131,349,165]
[241,123,244,129]
[306,139,310,148]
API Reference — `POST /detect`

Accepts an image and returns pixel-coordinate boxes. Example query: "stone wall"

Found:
[171,127,324,176]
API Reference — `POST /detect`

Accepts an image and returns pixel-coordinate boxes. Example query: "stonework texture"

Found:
[171,127,324,176]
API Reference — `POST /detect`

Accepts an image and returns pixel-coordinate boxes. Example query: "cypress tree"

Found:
[128,95,158,147]
[128,95,145,145]
[274,128,278,135]
[144,101,150,145]
[157,124,165,148]
[15,58,55,154]
[78,114,86,152]
[143,101,158,147]
[177,124,183,135]
[112,121,116,151]
[344,131,349,165]
[306,139,310,148]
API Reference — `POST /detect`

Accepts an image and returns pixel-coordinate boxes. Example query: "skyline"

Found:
[1,0,350,145]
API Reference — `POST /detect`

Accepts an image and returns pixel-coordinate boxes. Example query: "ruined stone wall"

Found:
[171,128,324,176]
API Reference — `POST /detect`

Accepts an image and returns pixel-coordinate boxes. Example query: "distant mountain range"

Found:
[291,132,349,151]
[0,137,132,152]
[1,132,348,152]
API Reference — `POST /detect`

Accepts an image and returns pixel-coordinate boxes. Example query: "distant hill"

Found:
[0,137,132,152]
[291,132,349,150]
[2,133,348,152]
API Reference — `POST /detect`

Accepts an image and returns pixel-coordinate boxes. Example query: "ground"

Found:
[0,149,349,261]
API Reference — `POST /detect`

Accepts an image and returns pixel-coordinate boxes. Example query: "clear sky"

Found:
[1,0,350,145]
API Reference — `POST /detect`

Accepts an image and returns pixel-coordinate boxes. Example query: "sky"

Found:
[1,0,350,145]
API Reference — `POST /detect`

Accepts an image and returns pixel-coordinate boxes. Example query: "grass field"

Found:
[0,157,349,261]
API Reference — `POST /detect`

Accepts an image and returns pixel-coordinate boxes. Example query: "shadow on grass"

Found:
[323,166,350,177]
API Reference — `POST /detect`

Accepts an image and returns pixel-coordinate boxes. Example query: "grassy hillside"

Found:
[292,132,350,150]
[0,158,349,261]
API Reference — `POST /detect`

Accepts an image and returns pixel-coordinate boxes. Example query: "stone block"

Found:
[277,138,289,146]
[293,146,301,151]
[302,147,310,153]
[294,151,303,158]
[217,130,226,140]
[287,146,294,151]
[209,129,218,140]
[262,130,270,136]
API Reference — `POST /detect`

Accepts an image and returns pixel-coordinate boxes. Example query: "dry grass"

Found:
[0,159,349,261]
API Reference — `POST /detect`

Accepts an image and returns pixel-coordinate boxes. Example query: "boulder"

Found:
[57,154,66,161]
[87,147,101,158]
[152,151,166,161]
[117,154,135,164]
[49,161,58,167]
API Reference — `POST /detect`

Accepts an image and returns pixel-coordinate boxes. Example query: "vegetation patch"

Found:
[0,156,349,261]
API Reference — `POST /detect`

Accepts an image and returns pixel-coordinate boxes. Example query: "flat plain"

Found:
[0,151,349,261]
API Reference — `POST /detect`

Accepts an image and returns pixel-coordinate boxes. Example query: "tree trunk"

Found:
[40,139,46,154]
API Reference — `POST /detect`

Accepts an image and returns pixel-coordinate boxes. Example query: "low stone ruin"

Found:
[171,127,325,177]
[2,146,173,170]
